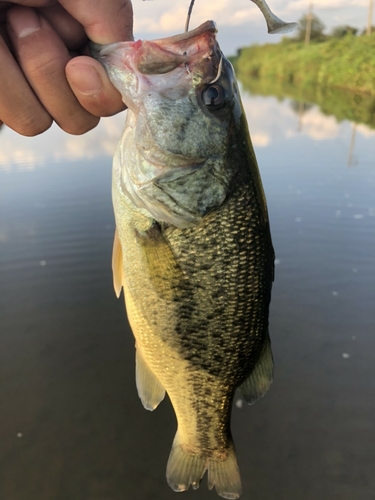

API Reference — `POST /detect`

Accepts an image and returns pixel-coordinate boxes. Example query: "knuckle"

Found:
[26,56,61,82]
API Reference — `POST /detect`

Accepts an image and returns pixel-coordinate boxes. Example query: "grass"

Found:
[232,33,375,96]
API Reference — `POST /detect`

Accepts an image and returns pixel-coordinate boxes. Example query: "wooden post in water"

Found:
[305,0,314,45]
[367,0,374,35]
[347,123,357,167]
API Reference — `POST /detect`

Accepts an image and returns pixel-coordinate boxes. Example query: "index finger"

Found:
[58,0,133,43]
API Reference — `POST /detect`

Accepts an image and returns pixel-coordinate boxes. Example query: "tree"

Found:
[295,14,326,42]
[331,25,358,38]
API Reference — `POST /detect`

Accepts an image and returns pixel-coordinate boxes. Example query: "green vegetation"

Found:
[229,15,375,128]
[231,13,375,98]
[233,33,375,96]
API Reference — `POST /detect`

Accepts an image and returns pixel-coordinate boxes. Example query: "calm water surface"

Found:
[0,88,374,500]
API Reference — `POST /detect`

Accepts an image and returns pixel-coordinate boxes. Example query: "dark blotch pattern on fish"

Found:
[163,167,273,384]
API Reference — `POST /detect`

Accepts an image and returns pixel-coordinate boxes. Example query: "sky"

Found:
[132,0,374,54]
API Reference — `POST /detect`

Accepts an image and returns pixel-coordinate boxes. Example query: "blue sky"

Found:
[132,0,373,54]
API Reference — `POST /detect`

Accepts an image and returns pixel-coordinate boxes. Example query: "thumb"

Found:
[66,56,126,118]
[62,0,133,118]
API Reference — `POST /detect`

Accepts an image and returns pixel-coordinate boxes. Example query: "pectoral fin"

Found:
[135,222,185,300]
[136,347,165,411]
[239,336,273,405]
[112,228,123,298]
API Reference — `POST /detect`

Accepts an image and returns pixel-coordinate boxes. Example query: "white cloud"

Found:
[239,90,360,145]
[131,1,373,54]
[300,108,341,140]
[251,133,271,147]
[241,93,298,144]
[289,0,368,10]
[132,0,371,32]
[357,124,375,138]
[159,7,188,32]
[133,0,286,35]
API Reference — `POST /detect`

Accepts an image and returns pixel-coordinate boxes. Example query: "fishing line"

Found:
[185,0,196,32]
[184,0,297,35]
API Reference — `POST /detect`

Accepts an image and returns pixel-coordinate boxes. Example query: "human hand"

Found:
[0,0,133,136]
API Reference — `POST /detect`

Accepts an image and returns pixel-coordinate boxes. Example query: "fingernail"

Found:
[9,8,40,38]
[68,64,103,97]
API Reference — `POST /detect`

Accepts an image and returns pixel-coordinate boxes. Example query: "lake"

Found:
[0,84,374,500]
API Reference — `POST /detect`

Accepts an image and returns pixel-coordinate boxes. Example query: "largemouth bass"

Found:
[93,20,274,500]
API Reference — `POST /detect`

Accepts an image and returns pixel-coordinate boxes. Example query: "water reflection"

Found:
[1,89,375,500]
[0,114,125,172]
[347,123,357,167]
[238,84,375,173]
[1,86,374,173]
[240,73,375,130]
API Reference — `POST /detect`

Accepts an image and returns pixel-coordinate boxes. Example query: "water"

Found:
[0,87,374,500]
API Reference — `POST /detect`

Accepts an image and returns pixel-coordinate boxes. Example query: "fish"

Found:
[92,19,275,500]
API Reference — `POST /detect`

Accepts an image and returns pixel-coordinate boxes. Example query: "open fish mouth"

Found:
[90,20,222,88]
[90,21,218,66]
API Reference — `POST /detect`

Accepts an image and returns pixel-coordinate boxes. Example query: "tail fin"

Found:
[166,432,242,499]
[207,444,242,500]
[166,433,206,492]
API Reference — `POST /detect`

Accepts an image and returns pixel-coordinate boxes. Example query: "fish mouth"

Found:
[90,20,221,81]
[90,20,217,60]
[140,20,218,46]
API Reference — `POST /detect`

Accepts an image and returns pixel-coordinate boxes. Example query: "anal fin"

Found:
[239,335,273,405]
[112,228,123,298]
[136,347,165,411]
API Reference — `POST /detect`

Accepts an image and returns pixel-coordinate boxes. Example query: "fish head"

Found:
[92,22,247,228]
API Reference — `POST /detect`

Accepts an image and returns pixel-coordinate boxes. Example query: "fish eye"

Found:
[202,84,227,109]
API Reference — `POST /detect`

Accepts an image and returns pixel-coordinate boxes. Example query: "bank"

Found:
[232,33,375,96]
